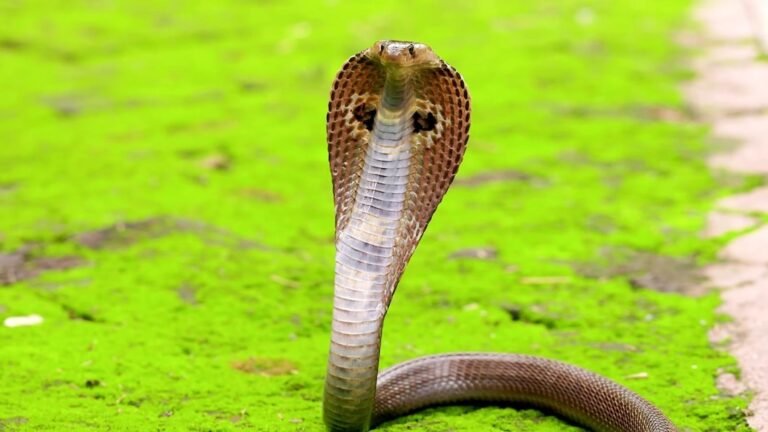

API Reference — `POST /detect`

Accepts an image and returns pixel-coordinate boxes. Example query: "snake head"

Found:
[370,40,440,68]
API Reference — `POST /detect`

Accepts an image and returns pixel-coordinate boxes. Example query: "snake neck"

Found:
[380,69,412,110]
[324,72,415,432]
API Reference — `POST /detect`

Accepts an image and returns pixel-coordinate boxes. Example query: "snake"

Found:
[323,40,676,432]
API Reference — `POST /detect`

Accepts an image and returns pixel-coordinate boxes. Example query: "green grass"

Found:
[0,0,751,430]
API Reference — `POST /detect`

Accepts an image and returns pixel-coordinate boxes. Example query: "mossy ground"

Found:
[0,1,753,431]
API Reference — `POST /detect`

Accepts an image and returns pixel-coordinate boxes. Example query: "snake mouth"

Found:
[371,40,440,68]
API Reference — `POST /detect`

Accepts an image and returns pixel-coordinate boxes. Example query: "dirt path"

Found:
[687,0,768,430]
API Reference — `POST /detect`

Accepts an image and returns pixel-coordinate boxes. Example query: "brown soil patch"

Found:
[74,217,266,251]
[0,247,84,285]
[231,357,298,376]
[454,170,543,187]
[571,247,703,294]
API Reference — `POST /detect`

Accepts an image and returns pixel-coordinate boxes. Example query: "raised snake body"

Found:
[323,40,676,432]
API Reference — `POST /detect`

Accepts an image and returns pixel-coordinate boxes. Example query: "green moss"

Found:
[0,0,750,430]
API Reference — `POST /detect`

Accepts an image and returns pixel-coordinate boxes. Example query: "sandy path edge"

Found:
[687,0,768,430]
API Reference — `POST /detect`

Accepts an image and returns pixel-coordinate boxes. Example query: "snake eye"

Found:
[408,44,415,57]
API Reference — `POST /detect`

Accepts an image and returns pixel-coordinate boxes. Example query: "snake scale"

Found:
[323,40,676,432]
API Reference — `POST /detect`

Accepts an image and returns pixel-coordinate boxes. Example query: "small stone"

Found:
[3,314,44,328]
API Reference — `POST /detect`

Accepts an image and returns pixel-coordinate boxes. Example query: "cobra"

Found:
[323,40,676,432]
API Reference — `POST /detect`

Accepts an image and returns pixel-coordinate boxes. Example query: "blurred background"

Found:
[0,1,758,431]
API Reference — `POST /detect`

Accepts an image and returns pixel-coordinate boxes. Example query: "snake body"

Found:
[323,40,676,432]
